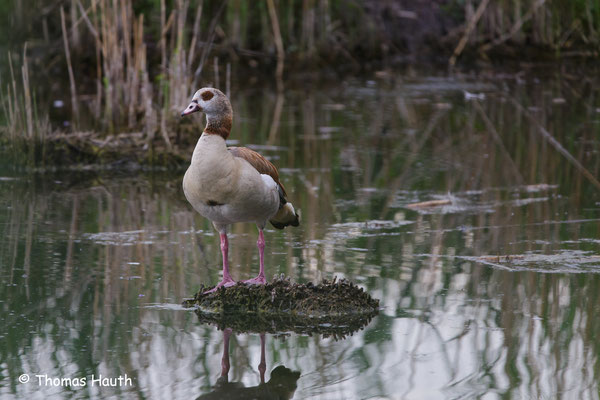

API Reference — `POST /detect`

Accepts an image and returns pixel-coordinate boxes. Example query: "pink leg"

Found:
[204,233,236,293]
[258,333,266,384]
[221,328,232,380]
[242,229,267,285]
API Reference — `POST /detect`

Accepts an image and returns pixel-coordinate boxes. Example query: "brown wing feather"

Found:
[228,147,287,197]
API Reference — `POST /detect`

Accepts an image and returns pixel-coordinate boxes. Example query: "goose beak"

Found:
[181,102,202,117]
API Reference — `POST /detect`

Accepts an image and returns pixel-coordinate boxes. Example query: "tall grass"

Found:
[1,45,53,165]
[2,0,600,166]
[3,0,229,165]
[75,0,230,150]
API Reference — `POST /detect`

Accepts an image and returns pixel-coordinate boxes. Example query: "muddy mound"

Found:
[183,277,379,338]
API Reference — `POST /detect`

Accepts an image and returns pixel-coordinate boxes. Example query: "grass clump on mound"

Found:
[183,276,380,338]
[183,276,379,316]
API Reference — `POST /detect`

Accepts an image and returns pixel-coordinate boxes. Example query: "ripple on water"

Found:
[327,220,414,240]
[81,230,153,246]
[142,303,191,311]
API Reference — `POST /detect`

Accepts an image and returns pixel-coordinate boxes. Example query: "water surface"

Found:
[1,72,600,399]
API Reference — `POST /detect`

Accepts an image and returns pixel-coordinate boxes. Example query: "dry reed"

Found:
[1,45,53,155]
[61,6,79,124]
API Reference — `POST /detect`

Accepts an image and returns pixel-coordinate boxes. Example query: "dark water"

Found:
[1,72,600,399]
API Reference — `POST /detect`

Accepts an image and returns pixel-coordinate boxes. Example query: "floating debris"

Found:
[406,199,452,209]
[521,183,558,193]
[476,255,526,263]
[183,276,380,339]
[464,90,486,100]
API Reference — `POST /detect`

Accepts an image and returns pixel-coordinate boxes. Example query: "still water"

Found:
[1,71,600,399]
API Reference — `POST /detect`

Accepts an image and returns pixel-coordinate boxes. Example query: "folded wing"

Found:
[228,146,299,229]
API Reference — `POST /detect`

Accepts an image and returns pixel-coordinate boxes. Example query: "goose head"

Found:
[181,88,232,118]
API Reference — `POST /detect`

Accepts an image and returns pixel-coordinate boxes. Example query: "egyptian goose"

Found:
[181,88,299,292]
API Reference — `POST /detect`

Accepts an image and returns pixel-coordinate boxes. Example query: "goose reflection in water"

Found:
[196,328,301,400]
